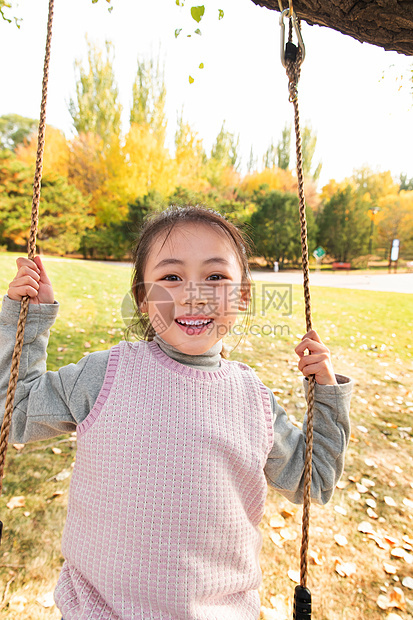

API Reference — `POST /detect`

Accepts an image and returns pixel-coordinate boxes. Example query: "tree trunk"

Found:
[251,1,413,56]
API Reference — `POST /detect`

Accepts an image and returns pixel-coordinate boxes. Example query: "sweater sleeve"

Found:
[264,374,353,505]
[0,295,109,444]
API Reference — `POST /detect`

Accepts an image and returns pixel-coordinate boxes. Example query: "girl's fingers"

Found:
[16,257,41,273]
[8,257,49,303]
[297,353,326,372]
[295,337,328,357]
[9,284,40,299]
[34,256,53,287]
[15,266,41,282]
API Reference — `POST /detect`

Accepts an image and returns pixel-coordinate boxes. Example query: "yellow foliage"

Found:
[241,167,297,195]
[241,167,319,211]
[175,120,208,192]
[320,179,353,202]
[15,125,70,178]
[68,132,129,226]
[377,190,413,248]
[123,123,177,199]
[219,166,241,194]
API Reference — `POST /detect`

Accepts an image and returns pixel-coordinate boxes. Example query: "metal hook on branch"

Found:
[279,6,305,68]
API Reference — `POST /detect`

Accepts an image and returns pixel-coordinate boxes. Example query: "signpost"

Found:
[389,239,400,273]
[313,246,326,271]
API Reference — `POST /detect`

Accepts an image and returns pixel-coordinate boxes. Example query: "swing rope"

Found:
[0,8,316,619]
[0,0,55,540]
[280,5,315,618]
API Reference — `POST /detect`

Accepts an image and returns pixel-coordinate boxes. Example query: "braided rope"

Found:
[285,37,316,589]
[0,0,55,500]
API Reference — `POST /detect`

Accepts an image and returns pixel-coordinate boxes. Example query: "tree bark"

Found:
[251,1,413,56]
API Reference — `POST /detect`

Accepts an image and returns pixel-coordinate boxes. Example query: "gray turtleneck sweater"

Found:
[0,296,353,504]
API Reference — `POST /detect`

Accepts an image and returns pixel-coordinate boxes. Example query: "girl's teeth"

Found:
[177,319,211,326]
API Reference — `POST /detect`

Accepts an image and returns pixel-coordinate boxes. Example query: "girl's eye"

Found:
[207,274,226,281]
[162,275,181,281]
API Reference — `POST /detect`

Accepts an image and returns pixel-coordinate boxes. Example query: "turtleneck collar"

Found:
[153,334,222,371]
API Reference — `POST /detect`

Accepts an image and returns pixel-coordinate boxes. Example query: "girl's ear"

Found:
[239,282,251,310]
[139,295,148,314]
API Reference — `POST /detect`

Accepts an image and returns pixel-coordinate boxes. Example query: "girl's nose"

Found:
[182,284,209,306]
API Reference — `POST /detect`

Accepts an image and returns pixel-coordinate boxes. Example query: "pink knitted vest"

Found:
[54,340,274,619]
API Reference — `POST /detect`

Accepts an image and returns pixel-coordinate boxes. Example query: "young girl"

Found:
[0,205,352,620]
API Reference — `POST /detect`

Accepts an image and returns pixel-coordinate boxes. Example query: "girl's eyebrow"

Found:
[153,257,230,270]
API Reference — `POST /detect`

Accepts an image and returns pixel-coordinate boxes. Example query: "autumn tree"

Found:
[316,184,370,262]
[301,123,322,182]
[263,141,277,169]
[352,167,399,203]
[400,173,413,191]
[15,125,70,179]
[241,167,297,195]
[130,56,167,143]
[276,124,291,170]
[377,190,413,259]
[174,113,207,190]
[0,114,37,151]
[206,122,241,190]
[69,39,122,144]
[249,188,317,266]
[123,124,176,199]
[0,152,94,253]
[247,146,258,173]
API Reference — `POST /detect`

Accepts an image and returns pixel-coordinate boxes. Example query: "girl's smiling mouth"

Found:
[175,316,214,334]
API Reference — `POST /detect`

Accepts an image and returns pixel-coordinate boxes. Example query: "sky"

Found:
[1,0,412,188]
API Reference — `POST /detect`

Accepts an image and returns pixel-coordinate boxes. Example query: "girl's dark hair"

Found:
[129,204,254,358]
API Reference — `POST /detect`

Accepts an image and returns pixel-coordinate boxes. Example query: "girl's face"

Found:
[140,222,250,355]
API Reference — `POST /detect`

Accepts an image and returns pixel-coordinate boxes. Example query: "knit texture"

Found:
[54,340,274,620]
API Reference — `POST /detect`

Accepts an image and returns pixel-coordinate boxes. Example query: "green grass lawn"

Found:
[0,253,412,619]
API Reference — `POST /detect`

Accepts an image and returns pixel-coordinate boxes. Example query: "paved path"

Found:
[250,271,413,294]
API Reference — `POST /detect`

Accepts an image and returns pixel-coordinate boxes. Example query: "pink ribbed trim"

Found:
[147,339,236,381]
[257,382,275,459]
[77,345,121,437]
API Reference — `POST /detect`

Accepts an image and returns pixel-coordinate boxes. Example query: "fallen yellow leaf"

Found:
[358,521,374,534]
[287,569,300,583]
[280,506,298,518]
[270,532,283,548]
[36,591,55,608]
[279,528,297,541]
[9,595,28,612]
[336,480,348,489]
[391,548,406,559]
[383,562,397,574]
[6,496,25,510]
[377,594,391,610]
[389,588,406,610]
[335,560,357,577]
[334,534,348,546]
[260,606,281,620]
[367,533,389,550]
[269,514,286,529]
[308,549,324,565]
